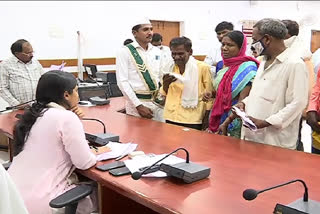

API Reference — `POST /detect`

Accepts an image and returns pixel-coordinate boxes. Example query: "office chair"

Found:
[105,81,123,98]
[3,163,93,214]
[49,184,93,214]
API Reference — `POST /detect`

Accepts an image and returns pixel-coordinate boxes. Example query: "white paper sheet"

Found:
[169,73,185,83]
[232,106,257,131]
[49,62,66,71]
[124,154,186,177]
[96,142,138,161]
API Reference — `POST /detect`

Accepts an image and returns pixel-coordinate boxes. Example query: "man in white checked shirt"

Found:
[0,39,45,107]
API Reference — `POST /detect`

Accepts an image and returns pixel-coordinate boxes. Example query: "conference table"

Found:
[1,97,320,214]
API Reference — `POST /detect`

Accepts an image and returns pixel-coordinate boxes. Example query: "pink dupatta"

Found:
[208,33,260,132]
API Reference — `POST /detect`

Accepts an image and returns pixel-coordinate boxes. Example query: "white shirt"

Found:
[204,45,222,76]
[312,48,320,75]
[0,165,29,214]
[158,45,173,81]
[242,48,309,149]
[0,56,45,106]
[284,36,312,60]
[116,41,161,108]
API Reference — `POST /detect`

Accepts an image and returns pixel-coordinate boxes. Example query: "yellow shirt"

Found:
[312,129,320,150]
[160,61,213,124]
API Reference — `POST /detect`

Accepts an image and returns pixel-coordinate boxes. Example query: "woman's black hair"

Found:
[224,30,244,50]
[13,70,77,156]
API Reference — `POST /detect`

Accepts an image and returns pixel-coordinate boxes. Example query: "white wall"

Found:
[1,1,320,60]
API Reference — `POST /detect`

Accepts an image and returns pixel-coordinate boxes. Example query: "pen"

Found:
[90,145,98,152]
[115,154,127,161]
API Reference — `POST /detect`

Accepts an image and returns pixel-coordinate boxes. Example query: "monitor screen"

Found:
[83,64,98,78]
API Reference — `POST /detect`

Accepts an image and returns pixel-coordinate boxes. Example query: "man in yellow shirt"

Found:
[160,37,213,130]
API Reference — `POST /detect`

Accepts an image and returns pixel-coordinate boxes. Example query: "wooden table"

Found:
[1,97,320,214]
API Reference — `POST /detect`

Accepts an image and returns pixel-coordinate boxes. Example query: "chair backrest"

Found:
[3,163,93,214]
[105,82,123,98]
[106,72,117,84]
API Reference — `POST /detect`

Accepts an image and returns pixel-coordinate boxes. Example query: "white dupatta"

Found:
[164,56,199,109]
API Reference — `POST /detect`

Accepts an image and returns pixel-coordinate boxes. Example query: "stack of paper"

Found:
[168,73,185,83]
[232,106,257,131]
[49,61,66,71]
[124,154,186,178]
[96,142,137,161]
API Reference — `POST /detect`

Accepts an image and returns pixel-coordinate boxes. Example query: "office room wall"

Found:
[0,1,320,60]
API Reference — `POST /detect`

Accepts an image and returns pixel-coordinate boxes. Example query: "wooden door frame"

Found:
[150,20,183,44]
[311,29,320,53]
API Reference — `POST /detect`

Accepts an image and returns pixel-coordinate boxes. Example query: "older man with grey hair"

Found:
[231,18,308,149]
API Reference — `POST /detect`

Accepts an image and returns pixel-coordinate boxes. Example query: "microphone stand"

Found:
[131,147,189,180]
[0,100,35,113]
[81,117,119,146]
[81,118,106,133]
[258,179,308,202]
[132,147,210,183]
[243,179,320,213]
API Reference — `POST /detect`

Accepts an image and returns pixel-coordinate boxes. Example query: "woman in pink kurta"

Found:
[8,70,97,214]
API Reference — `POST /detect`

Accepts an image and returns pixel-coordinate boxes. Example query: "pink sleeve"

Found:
[307,69,320,113]
[61,112,96,170]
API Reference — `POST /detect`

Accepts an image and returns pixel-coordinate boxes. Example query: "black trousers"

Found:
[166,120,202,130]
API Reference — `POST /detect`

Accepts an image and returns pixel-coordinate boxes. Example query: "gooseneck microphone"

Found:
[131,147,189,180]
[88,75,101,88]
[81,117,119,146]
[81,118,106,133]
[0,99,35,113]
[243,179,308,202]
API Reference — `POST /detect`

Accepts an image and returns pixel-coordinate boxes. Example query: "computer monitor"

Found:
[83,64,98,78]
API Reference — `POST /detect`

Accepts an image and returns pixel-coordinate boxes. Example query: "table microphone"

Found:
[132,148,211,183]
[132,147,189,180]
[0,99,35,113]
[82,117,119,146]
[243,179,320,213]
[88,75,101,88]
[82,118,106,133]
[243,179,308,201]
